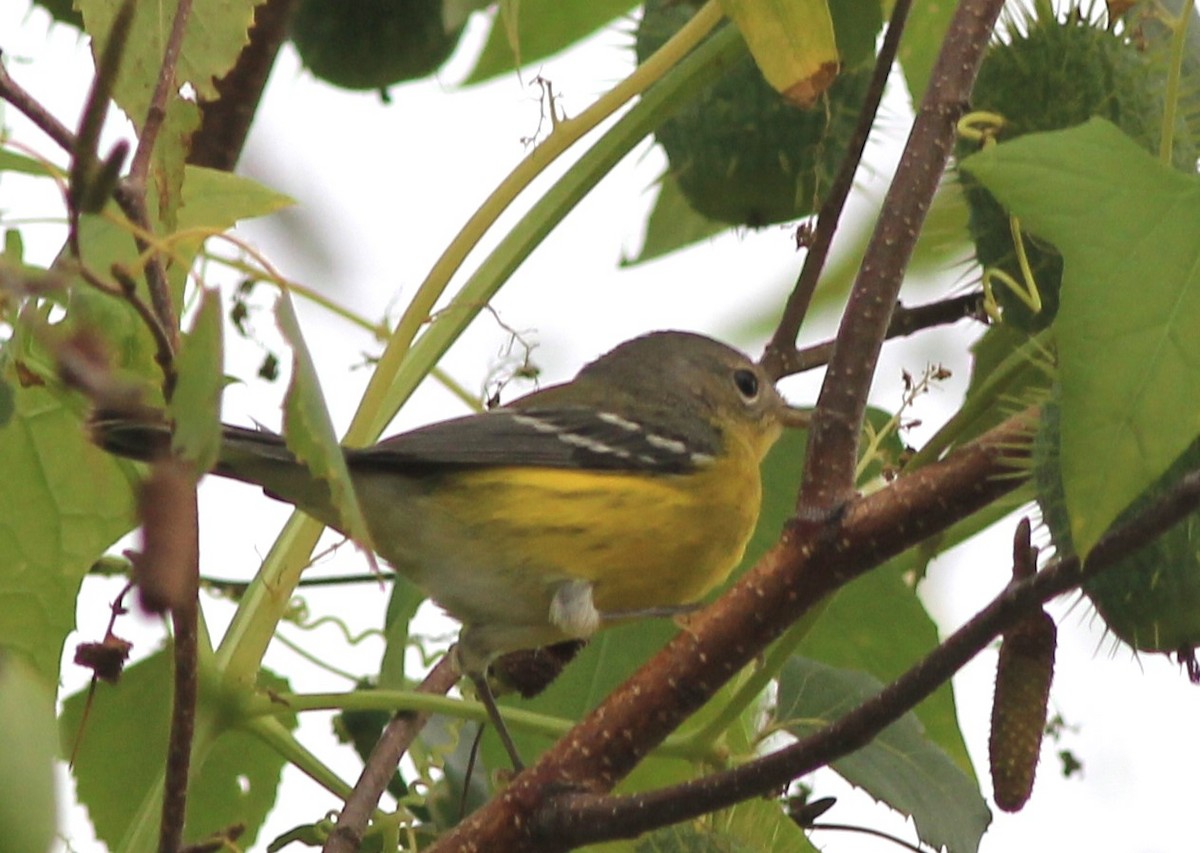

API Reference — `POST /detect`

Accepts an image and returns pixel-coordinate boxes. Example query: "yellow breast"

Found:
[436,441,763,613]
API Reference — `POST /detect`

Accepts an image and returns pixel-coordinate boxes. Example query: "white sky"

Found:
[3,2,1198,852]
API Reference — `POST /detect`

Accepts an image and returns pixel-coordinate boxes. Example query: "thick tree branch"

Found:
[762,0,914,379]
[188,0,297,170]
[426,411,1034,852]
[798,0,1004,517]
[536,467,1200,845]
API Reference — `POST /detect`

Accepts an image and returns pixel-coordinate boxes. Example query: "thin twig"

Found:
[535,468,1200,846]
[762,0,915,380]
[128,0,195,186]
[116,0,195,373]
[0,56,77,151]
[322,655,460,853]
[68,581,136,768]
[797,0,1006,517]
[782,291,986,376]
[70,260,178,385]
[68,0,132,217]
[808,823,929,853]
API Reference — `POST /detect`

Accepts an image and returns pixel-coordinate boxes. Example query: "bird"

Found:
[96,330,808,766]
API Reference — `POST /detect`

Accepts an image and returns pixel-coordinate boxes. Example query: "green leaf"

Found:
[67,213,166,385]
[177,165,295,233]
[630,796,816,852]
[76,0,259,226]
[715,797,817,852]
[167,287,224,471]
[739,409,902,567]
[796,559,969,768]
[961,117,1200,556]
[378,574,425,688]
[721,0,838,106]
[78,0,259,128]
[737,426,808,572]
[624,171,730,265]
[0,654,57,853]
[486,617,676,768]
[897,0,956,104]
[153,97,203,230]
[827,0,883,71]
[60,651,297,852]
[58,166,290,392]
[0,148,60,178]
[0,361,137,682]
[775,657,991,853]
[276,293,375,555]
[464,0,638,85]
[167,165,294,304]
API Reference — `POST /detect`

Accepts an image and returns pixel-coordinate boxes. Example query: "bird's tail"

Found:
[92,414,340,528]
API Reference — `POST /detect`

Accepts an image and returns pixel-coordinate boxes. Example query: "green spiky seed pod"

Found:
[1036,394,1200,659]
[290,0,464,92]
[636,0,871,227]
[960,4,1195,331]
[989,607,1057,812]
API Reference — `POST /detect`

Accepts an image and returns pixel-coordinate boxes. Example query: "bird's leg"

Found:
[467,669,525,772]
[453,641,526,771]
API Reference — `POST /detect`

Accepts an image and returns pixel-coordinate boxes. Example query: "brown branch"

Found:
[66,0,133,218]
[123,6,199,847]
[68,582,135,768]
[782,291,986,377]
[425,411,1034,852]
[0,54,77,151]
[128,0,194,186]
[797,0,1005,517]
[535,467,1200,846]
[114,0,194,379]
[136,459,202,853]
[3,2,179,391]
[106,263,179,379]
[188,0,298,171]
[322,655,460,853]
[762,0,915,379]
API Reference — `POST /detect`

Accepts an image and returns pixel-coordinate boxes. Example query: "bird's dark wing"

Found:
[347,407,720,475]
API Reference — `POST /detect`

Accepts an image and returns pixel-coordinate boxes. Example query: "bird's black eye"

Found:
[733,368,759,400]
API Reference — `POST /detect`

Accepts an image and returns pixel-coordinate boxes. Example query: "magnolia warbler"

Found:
[98,330,807,764]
